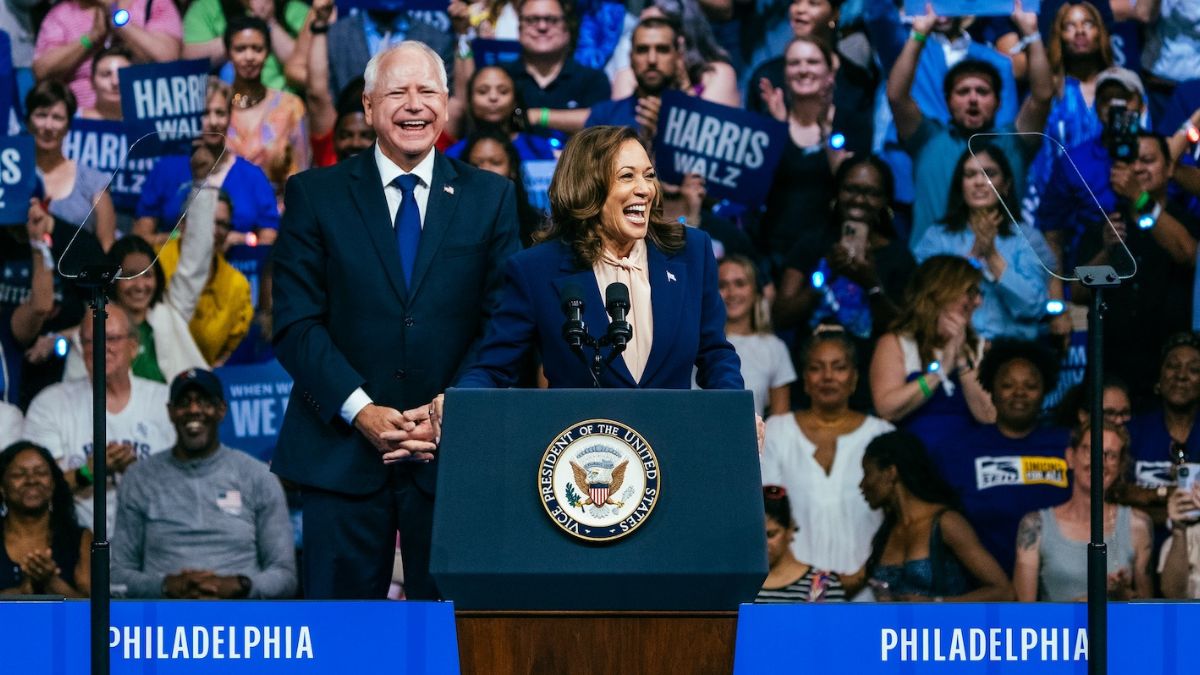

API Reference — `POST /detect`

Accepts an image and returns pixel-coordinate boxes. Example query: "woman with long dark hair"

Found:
[0,442,90,597]
[860,431,1012,601]
[461,127,547,247]
[757,485,846,602]
[448,66,558,162]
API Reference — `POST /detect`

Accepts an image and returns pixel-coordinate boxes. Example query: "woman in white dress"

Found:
[761,326,892,584]
[718,255,795,416]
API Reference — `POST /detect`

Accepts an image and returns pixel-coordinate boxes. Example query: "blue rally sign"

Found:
[903,0,1041,17]
[214,359,292,463]
[736,602,1196,673]
[119,59,210,156]
[653,90,787,210]
[0,600,461,674]
[63,118,157,213]
[0,135,37,225]
[335,0,449,11]
[472,38,522,69]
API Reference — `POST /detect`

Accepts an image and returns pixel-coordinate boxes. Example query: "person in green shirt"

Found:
[182,0,308,91]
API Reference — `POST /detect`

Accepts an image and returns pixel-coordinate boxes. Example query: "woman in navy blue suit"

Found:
[457,125,744,391]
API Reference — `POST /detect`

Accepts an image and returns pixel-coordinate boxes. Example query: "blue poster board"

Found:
[0,600,460,674]
[214,359,292,463]
[903,0,1041,17]
[472,38,522,69]
[0,134,37,224]
[119,59,210,156]
[335,0,448,11]
[62,118,157,213]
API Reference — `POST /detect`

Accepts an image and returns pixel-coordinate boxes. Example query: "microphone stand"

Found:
[1076,264,1119,675]
[76,264,120,675]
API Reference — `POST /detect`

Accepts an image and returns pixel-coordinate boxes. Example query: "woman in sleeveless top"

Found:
[757,485,847,603]
[1013,423,1153,601]
[861,431,1012,601]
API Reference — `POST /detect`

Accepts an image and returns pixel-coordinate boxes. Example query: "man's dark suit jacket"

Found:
[270,148,519,496]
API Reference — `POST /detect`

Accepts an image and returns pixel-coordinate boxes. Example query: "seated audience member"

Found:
[158,190,254,366]
[757,36,849,266]
[718,255,795,417]
[609,1,740,108]
[913,145,1049,341]
[869,256,995,458]
[1013,423,1152,601]
[0,442,90,597]
[762,329,891,576]
[887,6,1051,245]
[134,77,279,248]
[757,485,847,603]
[660,175,756,262]
[33,0,181,109]
[1118,333,1200,516]
[1055,375,1133,430]
[23,306,176,534]
[447,66,558,161]
[746,0,875,156]
[1072,135,1200,404]
[1161,481,1200,599]
[861,431,1013,601]
[461,128,547,247]
[112,369,297,599]
[774,155,915,345]
[184,0,307,91]
[936,340,1071,576]
[3,201,56,407]
[586,16,682,141]
[224,17,309,195]
[78,45,132,121]
[26,81,116,250]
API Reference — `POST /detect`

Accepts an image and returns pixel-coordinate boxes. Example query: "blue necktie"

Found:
[392,173,421,287]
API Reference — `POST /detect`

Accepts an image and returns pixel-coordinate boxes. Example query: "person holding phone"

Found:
[1161,478,1200,599]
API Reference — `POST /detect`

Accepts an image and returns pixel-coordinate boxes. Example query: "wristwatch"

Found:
[1157,485,1170,501]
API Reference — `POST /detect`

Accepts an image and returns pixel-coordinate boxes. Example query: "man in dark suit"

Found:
[271,40,520,599]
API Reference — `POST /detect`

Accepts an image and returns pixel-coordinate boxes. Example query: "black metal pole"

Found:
[1076,264,1119,675]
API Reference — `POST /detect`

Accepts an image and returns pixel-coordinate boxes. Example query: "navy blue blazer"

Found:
[271,149,520,495]
[457,227,744,390]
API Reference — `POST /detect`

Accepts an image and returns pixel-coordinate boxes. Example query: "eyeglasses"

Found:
[519,14,565,28]
[763,485,788,500]
[1101,408,1131,423]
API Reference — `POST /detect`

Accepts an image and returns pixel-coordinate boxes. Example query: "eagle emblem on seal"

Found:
[570,459,629,508]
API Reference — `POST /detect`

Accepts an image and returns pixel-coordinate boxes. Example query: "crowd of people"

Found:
[1,0,1200,603]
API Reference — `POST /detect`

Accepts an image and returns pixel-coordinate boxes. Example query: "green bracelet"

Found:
[1134,191,1151,210]
[917,374,932,398]
[80,34,94,50]
[77,463,94,486]
[538,107,550,127]
[910,29,927,44]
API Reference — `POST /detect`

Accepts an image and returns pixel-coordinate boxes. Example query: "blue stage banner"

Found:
[225,243,271,310]
[903,0,1040,17]
[735,602,1194,673]
[0,135,37,224]
[335,0,448,11]
[119,59,209,156]
[472,38,522,69]
[214,359,292,463]
[62,118,157,213]
[653,90,787,210]
[0,600,460,674]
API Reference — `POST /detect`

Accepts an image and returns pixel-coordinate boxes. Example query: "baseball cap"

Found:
[169,368,225,404]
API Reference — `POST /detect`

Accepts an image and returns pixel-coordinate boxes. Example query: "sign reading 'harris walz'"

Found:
[119,59,210,156]
[652,89,787,210]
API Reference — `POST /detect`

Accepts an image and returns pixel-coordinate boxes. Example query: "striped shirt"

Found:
[756,568,847,603]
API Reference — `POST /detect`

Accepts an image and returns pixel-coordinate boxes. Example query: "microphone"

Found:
[605,282,632,353]
[560,282,587,352]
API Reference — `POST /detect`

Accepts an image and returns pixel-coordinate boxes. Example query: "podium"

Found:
[431,389,765,674]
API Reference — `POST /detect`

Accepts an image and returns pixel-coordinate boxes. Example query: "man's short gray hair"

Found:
[363,41,449,95]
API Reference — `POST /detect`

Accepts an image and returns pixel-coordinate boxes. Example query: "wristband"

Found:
[538,107,550,127]
[1181,121,1200,144]
[310,22,329,34]
[1134,191,1151,210]
[80,35,94,50]
[910,29,927,44]
[917,374,932,399]
[1006,31,1042,55]
[76,463,94,487]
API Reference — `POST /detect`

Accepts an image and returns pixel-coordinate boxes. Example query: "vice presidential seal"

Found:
[538,419,661,542]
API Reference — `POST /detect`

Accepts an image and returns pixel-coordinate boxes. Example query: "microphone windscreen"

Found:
[561,282,585,312]
[605,282,630,308]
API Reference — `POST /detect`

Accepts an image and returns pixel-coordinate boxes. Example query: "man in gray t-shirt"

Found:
[112,368,297,599]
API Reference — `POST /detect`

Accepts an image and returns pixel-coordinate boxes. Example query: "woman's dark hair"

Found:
[1161,331,1200,368]
[220,0,291,39]
[832,154,896,240]
[223,15,272,53]
[90,44,134,77]
[864,431,962,573]
[1054,374,1131,427]
[107,235,165,307]
[941,144,1016,234]
[763,485,795,529]
[465,66,531,136]
[1047,1,1113,77]
[462,125,547,246]
[798,325,859,371]
[539,125,683,264]
[977,338,1060,396]
[25,80,77,122]
[0,442,81,567]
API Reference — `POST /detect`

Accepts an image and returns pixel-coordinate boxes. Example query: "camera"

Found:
[1105,100,1140,162]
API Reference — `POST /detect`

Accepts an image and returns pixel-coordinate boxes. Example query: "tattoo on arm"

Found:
[1017,512,1043,550]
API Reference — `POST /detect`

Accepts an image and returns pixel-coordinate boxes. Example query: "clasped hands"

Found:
[354,394,445,464]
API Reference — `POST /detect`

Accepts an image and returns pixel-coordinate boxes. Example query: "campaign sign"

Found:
[335,0,448,12]
[214,359,292,463]
[119,59,209,156]
[0,600,460,674]
[0,31,13,137]
[0,135,36,224]
[522,158,555,214]
[653,90,787,209]
[903,0,1040,17]
[63,118,157,212]
[226,243,271,310]
[735,602,1197,673]
[472,38,522,69]
[1043,329,1086,411]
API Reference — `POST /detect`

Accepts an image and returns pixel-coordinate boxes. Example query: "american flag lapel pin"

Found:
[444,185,455,195]
[667,271,677,282]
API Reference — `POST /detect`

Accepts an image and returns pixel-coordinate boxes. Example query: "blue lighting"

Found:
[927,360,940,374]
[829,133,845,150]
[1138,213,1156,230]
[1045,299,1065,315]
[113,8,130,26]
[811,271,825,289]
[549,137,562,148]
[54,336,69,358]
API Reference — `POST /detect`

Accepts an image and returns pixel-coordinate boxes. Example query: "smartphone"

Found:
[840,220,869,262]
[1178,463,1200,519]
